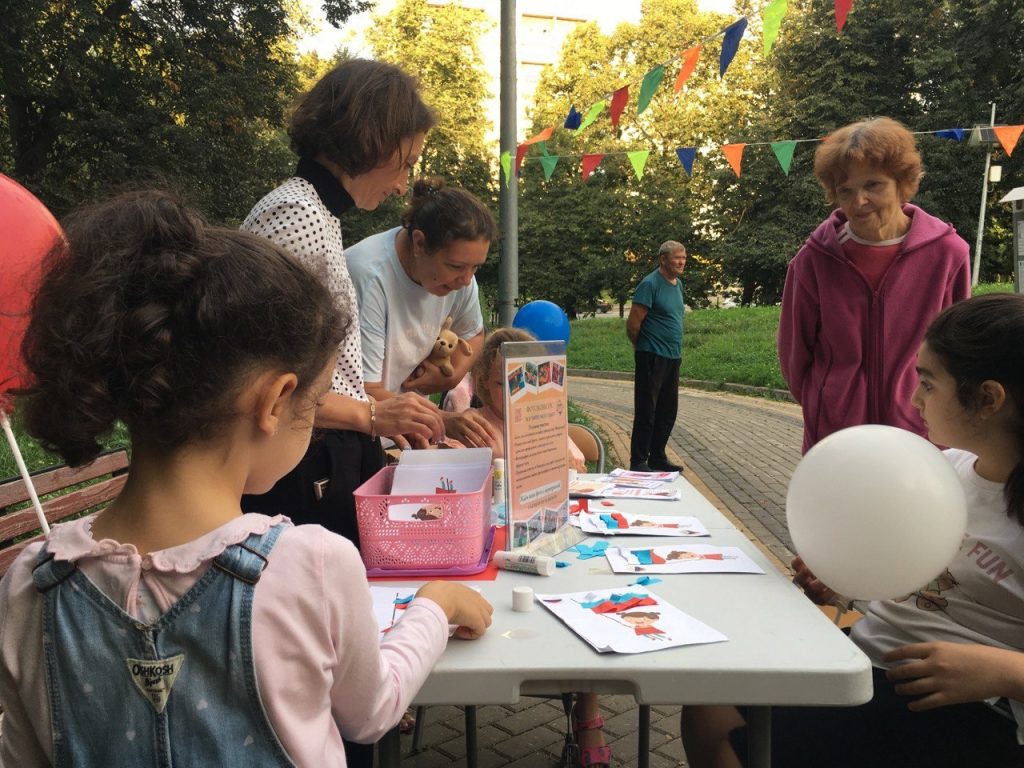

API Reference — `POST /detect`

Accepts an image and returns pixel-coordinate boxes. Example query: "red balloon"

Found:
[0,174,61,411]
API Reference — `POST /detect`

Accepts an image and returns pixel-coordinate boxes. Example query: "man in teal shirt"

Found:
[626,241,686,472]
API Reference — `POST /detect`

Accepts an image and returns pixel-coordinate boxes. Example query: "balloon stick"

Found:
[1,409,49,534]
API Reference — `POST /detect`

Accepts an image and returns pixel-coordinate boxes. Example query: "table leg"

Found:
[746,706,771,768]
[378,726,401,768]
[637,704,650,768]
[465,704,478,768]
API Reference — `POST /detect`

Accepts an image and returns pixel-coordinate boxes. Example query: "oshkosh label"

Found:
[127,654,185,713]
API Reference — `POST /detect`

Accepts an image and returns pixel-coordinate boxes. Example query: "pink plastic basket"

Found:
[354,464,493,571]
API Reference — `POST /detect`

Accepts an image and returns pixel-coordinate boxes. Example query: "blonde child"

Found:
[683,293,1024,768]
[0,191,492,767]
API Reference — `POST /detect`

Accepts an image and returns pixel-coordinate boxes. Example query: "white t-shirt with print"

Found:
[346,226,483,393]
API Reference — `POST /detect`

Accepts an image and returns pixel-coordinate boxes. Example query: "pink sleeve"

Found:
[777,251,818,405]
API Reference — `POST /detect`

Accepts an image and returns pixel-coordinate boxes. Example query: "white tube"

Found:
[1,410,49,534]
[494,550,555,576]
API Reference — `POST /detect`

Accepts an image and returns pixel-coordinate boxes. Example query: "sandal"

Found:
[570,702,612,767]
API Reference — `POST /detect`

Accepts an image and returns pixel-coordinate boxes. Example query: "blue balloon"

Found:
[512,300,570,346]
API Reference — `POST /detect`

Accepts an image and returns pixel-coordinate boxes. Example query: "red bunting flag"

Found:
[515,143,529,176]
[581,154,605,182]
[722,143,746,177]
[835,0,852,32]
[610,86,629,128]
[993,125,1024,157]
[674,45,702,94]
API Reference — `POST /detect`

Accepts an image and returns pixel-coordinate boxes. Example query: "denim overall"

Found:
[32,524,295,768]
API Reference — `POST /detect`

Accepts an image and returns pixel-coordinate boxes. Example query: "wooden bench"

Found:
[0,449,129,578]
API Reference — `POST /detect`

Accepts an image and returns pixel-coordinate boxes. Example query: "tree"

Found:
[0,0,370,222]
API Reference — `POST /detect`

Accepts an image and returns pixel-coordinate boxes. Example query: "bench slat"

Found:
[0,450,129,509]
[0,475,128,542]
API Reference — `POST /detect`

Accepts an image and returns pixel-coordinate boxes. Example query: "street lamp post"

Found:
[971,102,997,287]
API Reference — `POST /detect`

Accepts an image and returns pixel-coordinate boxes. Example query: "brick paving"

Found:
[397,374,805,768]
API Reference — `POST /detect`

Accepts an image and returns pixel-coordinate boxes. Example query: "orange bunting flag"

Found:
[581,154,605,182]
[610,87,629,128]
[835,0,852,32]
[514,144,529,176]
[674,45,702,94]
[522,127,554,146]
[722,143,746,177]
[994,125,1024,157]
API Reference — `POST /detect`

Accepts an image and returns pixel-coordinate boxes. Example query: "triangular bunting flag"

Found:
[540,154,559,181]
[675,147,696,176]
[578,101,606,132]
[515,143,529,176]
[500,151,511,187]
[564,105,582,130]
[720,18,748,78]
[522,127,554,146]
[722,143,746,177]
[610,86,629,128]
[627,150,651,180]
[674,45,702,93]
[763,0,788,55]
[993,125,1024,157]
[581,154,605,182]
[934,128,966,141]
[771,140,797,175]
[835,0,852,32]
[637,66,665,115]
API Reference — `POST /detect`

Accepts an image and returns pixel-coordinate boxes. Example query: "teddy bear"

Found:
[414,316,473,379]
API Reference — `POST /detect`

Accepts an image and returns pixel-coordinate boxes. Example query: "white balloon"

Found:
[786,425,967,600]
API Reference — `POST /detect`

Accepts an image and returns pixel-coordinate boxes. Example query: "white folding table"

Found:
[376,475,872,768]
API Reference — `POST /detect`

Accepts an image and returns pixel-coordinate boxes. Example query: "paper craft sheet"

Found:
[536,587,726,654]
[370,587,417,636]
[575,511,709,537]
[605,544,765,575]
[608,468,680,482]
[569,481,681,501]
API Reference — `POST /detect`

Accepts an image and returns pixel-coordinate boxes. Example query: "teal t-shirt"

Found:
[633,268,684,359]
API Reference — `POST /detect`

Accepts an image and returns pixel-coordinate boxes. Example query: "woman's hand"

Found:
[442,410,501,451]
[884,642,1024,710]
[416,582,493,640]
[791,556,838,606]
[373,393,445,448]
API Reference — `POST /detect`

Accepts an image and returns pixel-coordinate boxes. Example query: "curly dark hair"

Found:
[18,190,349,466]
[288,58,437,177]
[925,293,1024,526]
[400,176,496,253]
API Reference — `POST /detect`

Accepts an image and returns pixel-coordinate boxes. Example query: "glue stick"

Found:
[493,550,556,576]
[492,458,506,505]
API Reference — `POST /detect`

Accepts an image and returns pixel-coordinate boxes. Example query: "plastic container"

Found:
[354,464,493,571]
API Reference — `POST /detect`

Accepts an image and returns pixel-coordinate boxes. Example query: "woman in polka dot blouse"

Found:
[240,61,448,542]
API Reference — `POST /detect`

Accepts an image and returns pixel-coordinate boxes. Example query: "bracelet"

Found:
[368,398,377,440]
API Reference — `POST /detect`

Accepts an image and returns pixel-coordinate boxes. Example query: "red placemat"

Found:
[367,526,506,582]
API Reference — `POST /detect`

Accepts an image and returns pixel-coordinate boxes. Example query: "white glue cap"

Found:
[512,586,534,612]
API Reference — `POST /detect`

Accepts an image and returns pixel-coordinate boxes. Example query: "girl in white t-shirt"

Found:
[0,191,492,767]
[682,292,1024,768]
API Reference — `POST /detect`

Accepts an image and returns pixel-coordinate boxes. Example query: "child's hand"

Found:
[416,582,493,640]
[791,556,838,606]
[884,642,1023,710]
[442,410,501,451]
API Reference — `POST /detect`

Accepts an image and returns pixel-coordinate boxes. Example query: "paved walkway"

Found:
[397,376,805,768]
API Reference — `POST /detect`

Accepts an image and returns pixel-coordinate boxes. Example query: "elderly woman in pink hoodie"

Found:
[777,117,971,452]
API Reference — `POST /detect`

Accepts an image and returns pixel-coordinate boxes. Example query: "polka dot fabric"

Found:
[242,177,368,401]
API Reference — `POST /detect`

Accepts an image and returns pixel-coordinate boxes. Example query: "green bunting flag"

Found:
[770,140,797,175]
[763,0,788,55]
[637,66,665,115]
[500,150,511,187]
[578,101,607,132]
[627,150,651,180]
[540,154,559,180]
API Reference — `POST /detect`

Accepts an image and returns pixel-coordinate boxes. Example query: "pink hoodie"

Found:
[777,204,970,452]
